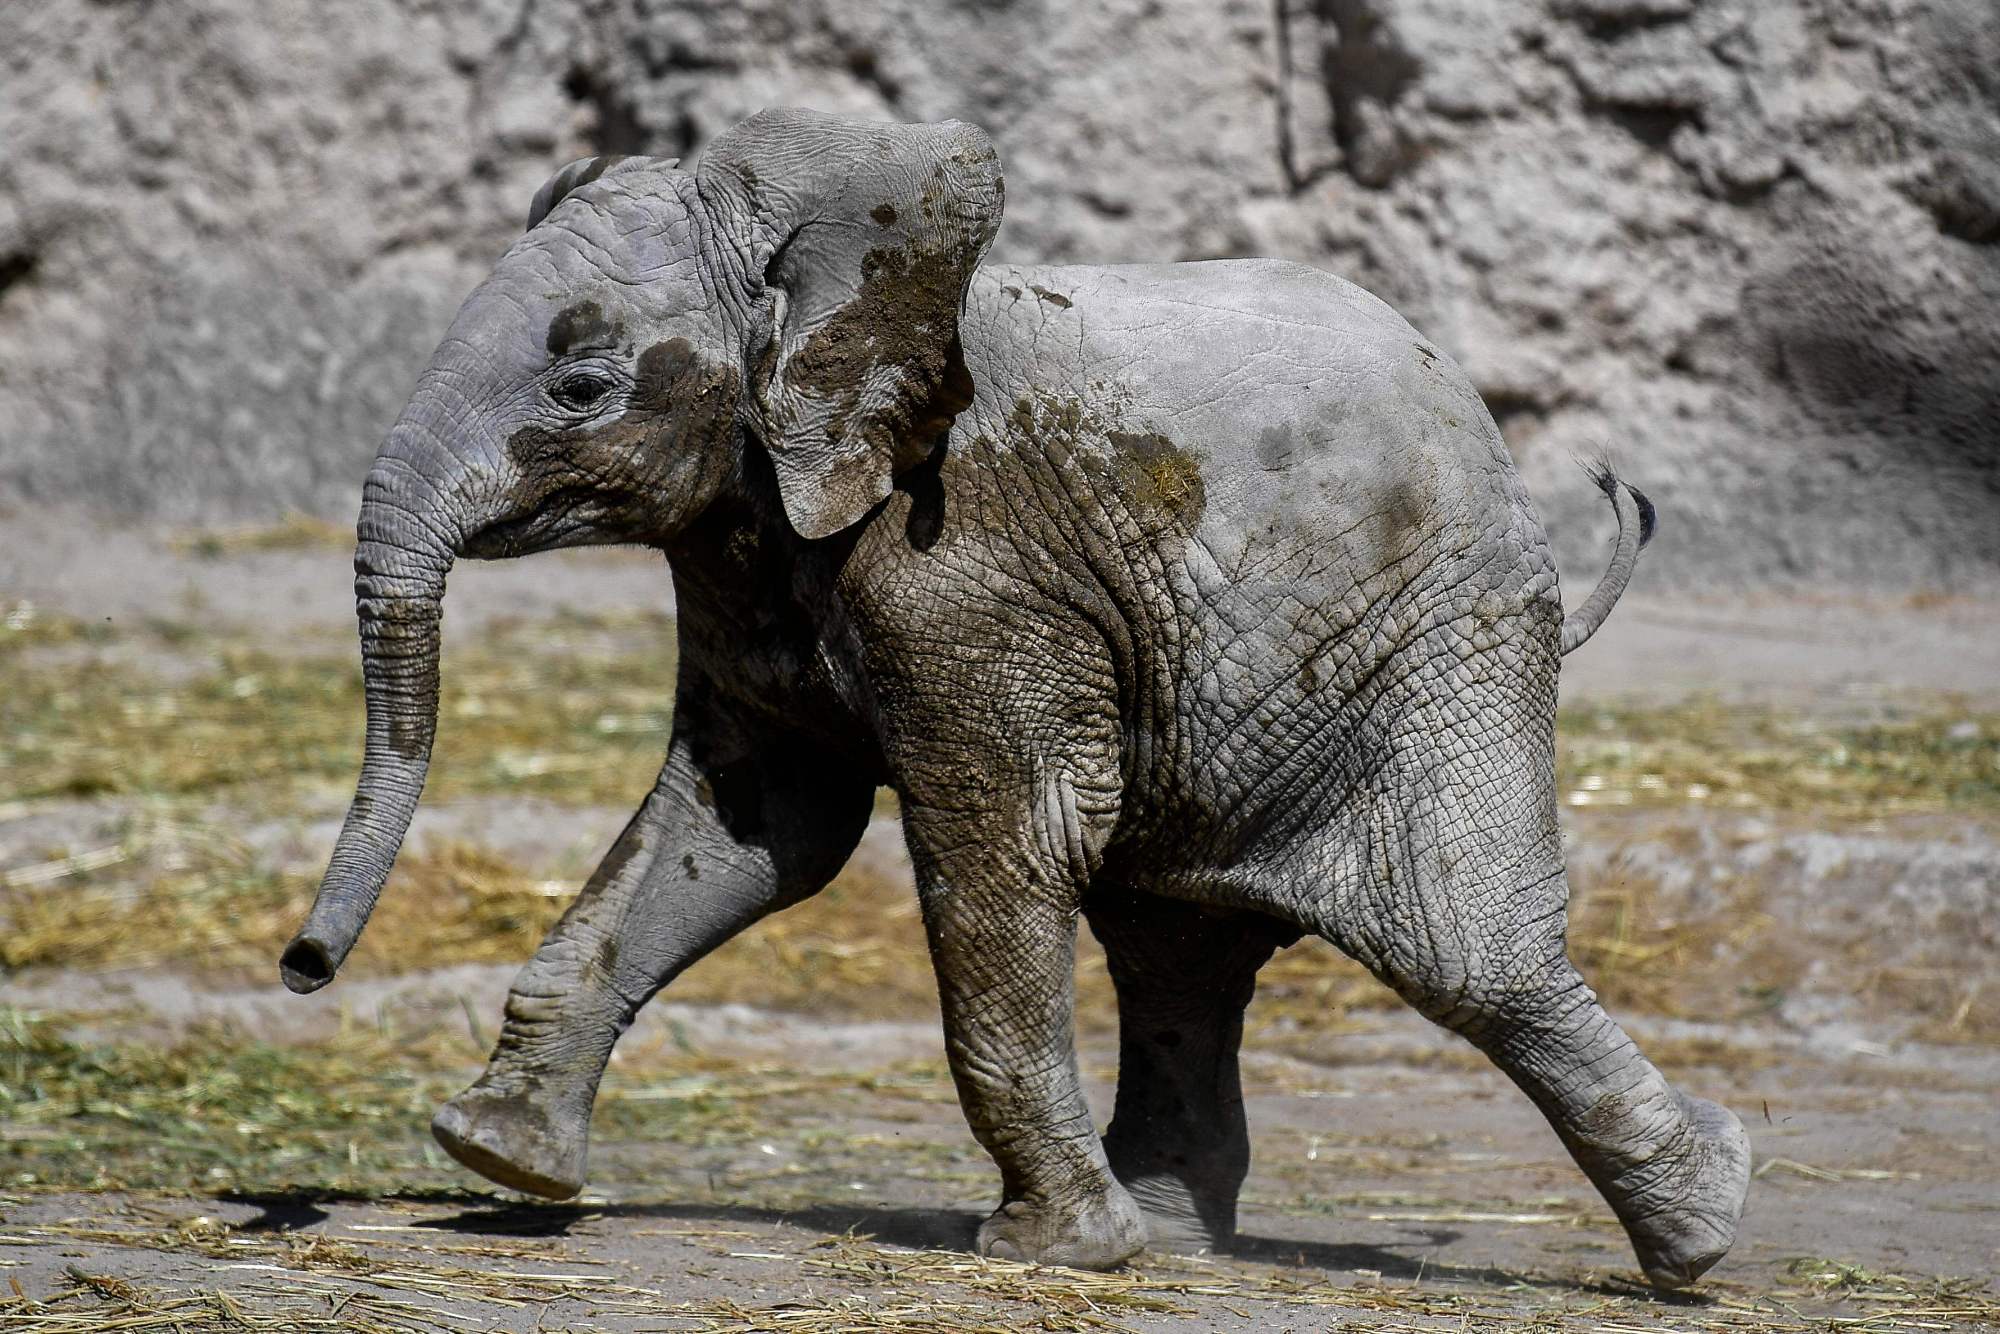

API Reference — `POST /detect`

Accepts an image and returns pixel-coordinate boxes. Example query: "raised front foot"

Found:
[431,1082,590,1200]
[1616,1094,1752,1289]
[975,1183,1148,1270]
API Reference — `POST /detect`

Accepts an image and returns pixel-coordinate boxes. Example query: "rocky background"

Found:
[3,0,1996,591]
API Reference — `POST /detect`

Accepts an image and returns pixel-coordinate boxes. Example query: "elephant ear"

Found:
[696,108,1003,539]
[525,155,674,231]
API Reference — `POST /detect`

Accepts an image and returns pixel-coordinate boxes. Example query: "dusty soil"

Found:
[2,518,1997,1331]
[1,981,1995,1329]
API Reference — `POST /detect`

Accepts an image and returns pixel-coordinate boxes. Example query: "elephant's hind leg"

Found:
[1319,670,1750,1287]
[1085,888,1298,1252]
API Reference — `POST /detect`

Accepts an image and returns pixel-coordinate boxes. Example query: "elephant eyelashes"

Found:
[549,371,615,413]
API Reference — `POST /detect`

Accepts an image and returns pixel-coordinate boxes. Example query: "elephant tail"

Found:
[1559,461,1657,656]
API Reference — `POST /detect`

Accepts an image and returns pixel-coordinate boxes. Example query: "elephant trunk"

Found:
[280,462,460,994]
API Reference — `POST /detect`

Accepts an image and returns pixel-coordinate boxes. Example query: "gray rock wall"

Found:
[3,0,1995,589]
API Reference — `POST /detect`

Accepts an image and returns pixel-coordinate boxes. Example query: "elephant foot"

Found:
[432,1083,589,1200]
[975,1183,1147,1270]
[1115,1172,1237,1254]
[1610,1095,1752,1289]
[1104,1133,1243,1254]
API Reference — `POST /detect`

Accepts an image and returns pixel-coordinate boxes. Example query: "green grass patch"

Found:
[0,1007,472,1195]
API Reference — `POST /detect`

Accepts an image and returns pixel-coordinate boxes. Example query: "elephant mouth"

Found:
[461,487,630,558]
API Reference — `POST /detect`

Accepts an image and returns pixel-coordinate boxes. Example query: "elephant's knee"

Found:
[1363,902,1575,1041]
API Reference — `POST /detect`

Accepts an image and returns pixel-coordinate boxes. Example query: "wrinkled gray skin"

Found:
[280,109,1748,1287]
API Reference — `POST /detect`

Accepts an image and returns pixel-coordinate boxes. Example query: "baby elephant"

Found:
[281,108,1748,1286]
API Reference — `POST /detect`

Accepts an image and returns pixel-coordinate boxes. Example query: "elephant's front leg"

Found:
[1086,889,1299,1252]
[432,688,873,1198]
[905,782,1146,1270]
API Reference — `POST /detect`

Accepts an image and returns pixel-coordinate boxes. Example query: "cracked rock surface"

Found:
[3,0,1995,590]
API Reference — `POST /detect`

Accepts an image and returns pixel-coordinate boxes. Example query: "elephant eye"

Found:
[550,371,614,413]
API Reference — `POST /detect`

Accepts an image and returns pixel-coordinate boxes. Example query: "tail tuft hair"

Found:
[1579,455,1656,549]
[1560,456,1655,655]
[1629,483,1656,547]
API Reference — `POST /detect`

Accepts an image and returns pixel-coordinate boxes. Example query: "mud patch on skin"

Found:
[497,334,740,546]
[1366,473,1436,569]
[1028,284,1072,310]
[870,203,897,226]
[1110,430,1206,527]
[1381,478,1429,534]
[632,336,719,408]
[355,599,445,762]
[984,392,1206,543]
[579,820,646,897]
[387,704,436,762]
[545,299,622,358]
[1256,425,1297,472]
[1009,393,1095,443]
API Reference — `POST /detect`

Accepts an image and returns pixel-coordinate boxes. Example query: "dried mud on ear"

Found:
[782,236,981,452]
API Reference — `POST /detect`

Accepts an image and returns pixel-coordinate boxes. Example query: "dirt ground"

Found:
[2,515,1997,1331]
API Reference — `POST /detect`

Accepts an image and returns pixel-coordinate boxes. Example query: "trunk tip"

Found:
[279,936,339,994]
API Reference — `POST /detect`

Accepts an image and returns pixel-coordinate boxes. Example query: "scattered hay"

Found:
[0,814,946,1017]
[3,1185,1997,1331]
[1563,869,1788,1023]
[3,1252,1994,1334]
[26,1213,658,1309]
[0,1008,953,1198]
[669,855,938,1019]
[5,608,1998,1078]
[7,604,1993,815]
[0,832,565,976]
[1558,695,2000,815]
[1773,1256,2000,1323]
[1556,824,2000,1047]
[1,1278,431,1333]
[1,613,679,805]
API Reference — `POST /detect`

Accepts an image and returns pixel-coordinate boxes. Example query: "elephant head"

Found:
[278,109,1003,993]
